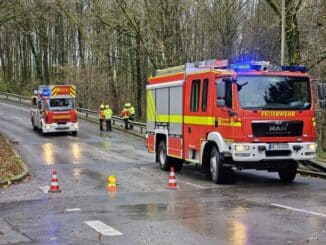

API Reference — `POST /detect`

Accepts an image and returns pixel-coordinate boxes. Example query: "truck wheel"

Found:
[210,145,225,184]
[157,140,170,170]
[278,163,297,183]
[170,157,183,172]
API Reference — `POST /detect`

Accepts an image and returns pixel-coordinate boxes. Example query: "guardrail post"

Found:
[19,96,22,104]
[86,111,88,119]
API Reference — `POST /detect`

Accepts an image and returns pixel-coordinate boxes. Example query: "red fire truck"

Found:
[146,59,321,183]
[31,85,78,136]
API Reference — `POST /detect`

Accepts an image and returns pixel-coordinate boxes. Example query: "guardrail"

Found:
[0,91,146,138]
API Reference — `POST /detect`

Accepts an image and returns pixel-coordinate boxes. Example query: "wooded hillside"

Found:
[0,0,325,120]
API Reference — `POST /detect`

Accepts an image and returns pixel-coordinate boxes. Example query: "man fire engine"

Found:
[31,85,78,136]
[146,59,324,184]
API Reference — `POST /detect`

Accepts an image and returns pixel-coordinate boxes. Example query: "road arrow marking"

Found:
[271,203,326,217]
[84,220,122,236]
[39,186,50,193]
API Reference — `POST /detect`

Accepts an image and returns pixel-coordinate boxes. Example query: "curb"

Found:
[0,166,29,188]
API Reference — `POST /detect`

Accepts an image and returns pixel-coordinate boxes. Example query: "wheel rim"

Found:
[210,148,218,180]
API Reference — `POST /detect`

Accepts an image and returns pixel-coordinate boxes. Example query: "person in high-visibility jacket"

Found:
[121,103,130,130]
[104,104,112,131]
[98,104,105,131]
[127,103,135,129]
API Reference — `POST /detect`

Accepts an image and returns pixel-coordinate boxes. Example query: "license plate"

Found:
[269,143,289,150]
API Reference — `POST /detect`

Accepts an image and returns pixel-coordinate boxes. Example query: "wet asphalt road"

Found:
[0,101,325,244]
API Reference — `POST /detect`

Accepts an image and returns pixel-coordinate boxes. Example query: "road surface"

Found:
[0,101,325,244]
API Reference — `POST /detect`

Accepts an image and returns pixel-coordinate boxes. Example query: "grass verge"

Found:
[0,134,24,181]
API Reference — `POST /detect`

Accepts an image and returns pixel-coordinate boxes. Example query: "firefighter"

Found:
[98,104,105,131]
[121,103,130,130]
[104,104,112,131]
[127,103,135,129]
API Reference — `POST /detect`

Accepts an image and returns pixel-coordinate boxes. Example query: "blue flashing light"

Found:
[231,61,270,72]
[281,65,306,73]
[230,63,252,71]
[41,87,51,97]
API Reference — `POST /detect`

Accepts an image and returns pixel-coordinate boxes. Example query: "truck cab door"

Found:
[214,77,237,141]
[183,74,214,162]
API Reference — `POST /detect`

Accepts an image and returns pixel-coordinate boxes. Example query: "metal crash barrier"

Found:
[0,91,146,138]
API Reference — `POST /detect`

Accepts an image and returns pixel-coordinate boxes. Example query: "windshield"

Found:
[47,98,75,111]
[237,76,311,110]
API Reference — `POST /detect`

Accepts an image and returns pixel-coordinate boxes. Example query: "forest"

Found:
[0,0,325,121]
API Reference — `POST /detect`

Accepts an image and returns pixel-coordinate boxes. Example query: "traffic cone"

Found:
[48,169,61,193]
[107,175,117,193]
[167,167,177,189]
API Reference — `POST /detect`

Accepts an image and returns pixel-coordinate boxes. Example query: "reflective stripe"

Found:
[158,115,183,123]
[184,116,215,126]
[153,114,242,127]
[146,90,156,122]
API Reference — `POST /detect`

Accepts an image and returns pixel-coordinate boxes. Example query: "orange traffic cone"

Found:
[48,169,61,193]
[167,167,177,189]
[107,175,117,193]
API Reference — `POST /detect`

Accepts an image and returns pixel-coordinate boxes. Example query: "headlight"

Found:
[306,143,317,151]
[45,125,51,129]
[235,144,250,152]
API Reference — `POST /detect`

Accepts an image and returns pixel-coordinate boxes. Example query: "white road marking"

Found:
[39,186,50,193]
[86,144,113,158]
[271,204,326,218]
[50,237,57,240]
[182,181,206,189]
[66,208,81,212]
[84,220,122,236]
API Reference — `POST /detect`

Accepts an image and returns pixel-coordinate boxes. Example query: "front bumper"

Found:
[231,142,316,162]
[42,122,79,133]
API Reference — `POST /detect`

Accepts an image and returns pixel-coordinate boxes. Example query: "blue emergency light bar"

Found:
[281,65,307,73]
[40,87,51,97]
[231,61,270,71]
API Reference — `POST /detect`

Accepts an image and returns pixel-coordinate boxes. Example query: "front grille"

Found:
[252,121,303,137]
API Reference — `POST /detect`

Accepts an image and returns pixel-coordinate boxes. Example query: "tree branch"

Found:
[265,0,281,17]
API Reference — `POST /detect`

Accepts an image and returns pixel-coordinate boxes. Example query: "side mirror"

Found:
[317,83,326,100]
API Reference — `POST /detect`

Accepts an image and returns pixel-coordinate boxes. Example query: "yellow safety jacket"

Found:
[104,108,112,119]
[128,106,135,115]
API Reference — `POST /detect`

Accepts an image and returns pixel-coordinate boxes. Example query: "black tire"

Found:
[169,157,183,172]
[210,145,225,184]
[71,131,77,136]
[157,140,170,170]
[278,163,297,183]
